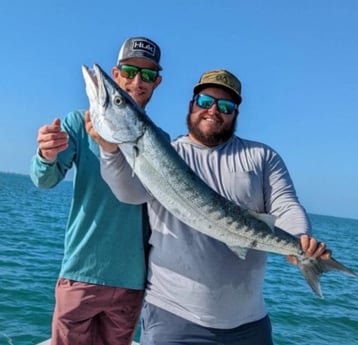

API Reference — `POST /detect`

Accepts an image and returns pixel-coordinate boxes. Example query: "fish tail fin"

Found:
[298,257,357,298]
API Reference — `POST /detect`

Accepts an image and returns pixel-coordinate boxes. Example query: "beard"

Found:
[186,112,237,147]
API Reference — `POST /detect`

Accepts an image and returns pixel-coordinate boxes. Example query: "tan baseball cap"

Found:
[193,69,242,104]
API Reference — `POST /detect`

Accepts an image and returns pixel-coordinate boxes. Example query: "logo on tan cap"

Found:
[194,69,242,104]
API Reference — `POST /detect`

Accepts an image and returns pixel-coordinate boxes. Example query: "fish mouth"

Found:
[82,64,111,110]
[82,64,148,114]
[82,64,100,103]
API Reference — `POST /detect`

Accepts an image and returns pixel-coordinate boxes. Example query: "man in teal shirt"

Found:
[30,36,163,345]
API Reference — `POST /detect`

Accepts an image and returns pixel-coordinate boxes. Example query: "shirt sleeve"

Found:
[100,148,151,204]
[263,147,311,236]
[30,112,78,188]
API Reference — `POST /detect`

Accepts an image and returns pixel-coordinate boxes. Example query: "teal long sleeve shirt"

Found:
[30,110,148,289]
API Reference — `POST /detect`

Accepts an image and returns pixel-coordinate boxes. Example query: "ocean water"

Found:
[0,171,357,345]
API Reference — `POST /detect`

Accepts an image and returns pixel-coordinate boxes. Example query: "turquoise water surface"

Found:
[0,172,357,344]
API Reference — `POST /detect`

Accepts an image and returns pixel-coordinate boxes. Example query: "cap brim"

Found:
[119,57,162,71]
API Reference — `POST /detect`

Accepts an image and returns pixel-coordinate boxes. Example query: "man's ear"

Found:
[112,67,120,80]
[153,75,162,90]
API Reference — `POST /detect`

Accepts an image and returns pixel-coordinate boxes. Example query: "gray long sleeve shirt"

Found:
[100,135,311,328]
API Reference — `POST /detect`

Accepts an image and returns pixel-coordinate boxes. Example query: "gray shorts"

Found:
[140,301,274,345]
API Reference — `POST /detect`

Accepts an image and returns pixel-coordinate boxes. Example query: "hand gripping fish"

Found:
[82,64,357,298]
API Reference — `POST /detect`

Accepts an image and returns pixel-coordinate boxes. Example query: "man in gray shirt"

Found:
[99,69,330,344]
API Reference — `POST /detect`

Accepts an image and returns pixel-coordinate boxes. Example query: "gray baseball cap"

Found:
[117,37,162,70]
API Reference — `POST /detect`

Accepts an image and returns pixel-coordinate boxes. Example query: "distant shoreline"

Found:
[1,171,357,221]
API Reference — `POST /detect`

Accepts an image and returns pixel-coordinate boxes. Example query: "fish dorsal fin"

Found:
[247,210,276,232]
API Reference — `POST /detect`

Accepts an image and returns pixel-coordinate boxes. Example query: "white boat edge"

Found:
[36,340,51,345]
[37,339,139,345]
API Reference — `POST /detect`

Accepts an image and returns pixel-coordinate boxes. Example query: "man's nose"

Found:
[207,102,219,114]
[131,72,145,86]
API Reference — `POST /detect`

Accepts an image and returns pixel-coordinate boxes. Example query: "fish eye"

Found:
[114,96,122,106]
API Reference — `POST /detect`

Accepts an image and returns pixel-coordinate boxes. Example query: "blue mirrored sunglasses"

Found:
[194,94,238,115]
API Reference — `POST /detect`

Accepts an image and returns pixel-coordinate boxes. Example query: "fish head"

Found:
[82,64,146,144]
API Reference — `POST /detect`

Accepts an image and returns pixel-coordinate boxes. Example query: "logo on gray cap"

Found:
[132,39,156,56]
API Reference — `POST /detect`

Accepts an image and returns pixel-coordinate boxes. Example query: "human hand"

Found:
[37,118,68,161]
[85,111,119,153]
[287,234,332,265]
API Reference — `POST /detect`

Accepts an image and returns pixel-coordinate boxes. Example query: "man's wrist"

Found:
[37,148,56,164]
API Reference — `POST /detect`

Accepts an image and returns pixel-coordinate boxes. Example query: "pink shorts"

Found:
[51,278,144,345]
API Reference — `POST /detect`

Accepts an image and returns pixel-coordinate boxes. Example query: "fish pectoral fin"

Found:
[228,246,248,260]
[247,210,276,232]
[130,146,140,177]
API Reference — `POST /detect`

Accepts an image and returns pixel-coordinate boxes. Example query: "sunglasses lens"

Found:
[141,68,158,82]
[119,65,158,82]
[119,65,138,79]
[217,100,236,114]
[196,94,236,114]
[196,94,215,109]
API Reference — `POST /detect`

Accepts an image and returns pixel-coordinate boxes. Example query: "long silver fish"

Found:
[82,64,356,297]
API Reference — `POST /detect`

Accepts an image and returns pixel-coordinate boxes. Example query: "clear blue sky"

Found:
[0,0,357,220]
